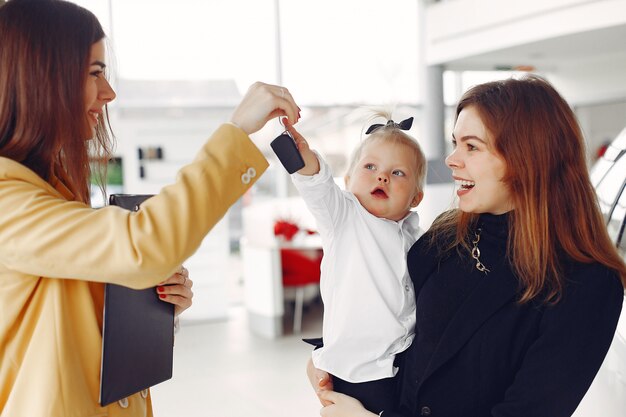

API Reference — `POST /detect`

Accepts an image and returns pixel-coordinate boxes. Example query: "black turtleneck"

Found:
[387,211,624,417]
[410,212,511,388]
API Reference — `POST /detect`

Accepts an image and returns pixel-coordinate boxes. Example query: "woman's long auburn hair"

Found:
[0,0,113,204]
[431,75,626,303]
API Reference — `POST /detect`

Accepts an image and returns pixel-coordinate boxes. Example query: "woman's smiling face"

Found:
[83,40,115,139]
[445,105,514,215]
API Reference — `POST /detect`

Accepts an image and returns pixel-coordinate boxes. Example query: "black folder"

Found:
[99,194,175,406]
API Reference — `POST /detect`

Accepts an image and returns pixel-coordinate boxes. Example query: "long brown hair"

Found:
[431,75,626,303]
[0,0,113,203]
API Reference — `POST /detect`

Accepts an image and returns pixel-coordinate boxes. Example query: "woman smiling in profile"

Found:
[0,1,300,416]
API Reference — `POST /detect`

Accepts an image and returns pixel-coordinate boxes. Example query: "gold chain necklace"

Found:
[471,228,490,274]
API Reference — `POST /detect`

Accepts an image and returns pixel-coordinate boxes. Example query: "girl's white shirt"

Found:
[292,153,423,383]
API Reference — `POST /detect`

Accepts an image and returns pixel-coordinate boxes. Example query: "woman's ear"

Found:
[410,190,424,208]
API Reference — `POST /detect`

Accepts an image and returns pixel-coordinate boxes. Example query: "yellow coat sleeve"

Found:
[0,123,268,289]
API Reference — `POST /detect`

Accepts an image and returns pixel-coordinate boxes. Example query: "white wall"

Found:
[575,100,626,163]
[111,108,235,321]
[548,55,626,106]
[425,0,626,65]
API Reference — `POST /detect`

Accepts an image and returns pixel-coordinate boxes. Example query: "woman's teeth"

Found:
[457,180,475,190]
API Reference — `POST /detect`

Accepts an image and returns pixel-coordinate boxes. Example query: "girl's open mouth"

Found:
[371,188,388,198]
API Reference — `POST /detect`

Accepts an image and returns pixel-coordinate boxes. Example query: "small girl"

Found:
[286,113,426,414]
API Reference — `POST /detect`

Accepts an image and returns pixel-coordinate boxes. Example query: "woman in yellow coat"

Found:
[0,1,301,416]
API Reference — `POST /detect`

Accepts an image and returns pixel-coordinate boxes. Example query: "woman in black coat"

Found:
[310,75,626,417]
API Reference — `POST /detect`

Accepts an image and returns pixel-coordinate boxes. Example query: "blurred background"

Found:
[70,1,626,416]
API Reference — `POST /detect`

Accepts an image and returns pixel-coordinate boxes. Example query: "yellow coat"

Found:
[0,124,269,417]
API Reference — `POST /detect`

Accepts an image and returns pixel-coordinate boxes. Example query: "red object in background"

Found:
[273,219,322,333]
[280,249,322,286]
[274,219,318,241]
[274,220,300,241]
[596,143,609,159]
[273,219,322,286]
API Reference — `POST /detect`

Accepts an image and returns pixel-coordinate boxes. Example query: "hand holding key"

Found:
[280,119,320,176]
[270,130,305,174]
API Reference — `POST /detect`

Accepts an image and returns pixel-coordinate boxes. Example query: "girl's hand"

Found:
[156,266,193,316]
[318,391,376,417]
[307,358,334,406]
[230,82,300,135]
[285,120,320,176]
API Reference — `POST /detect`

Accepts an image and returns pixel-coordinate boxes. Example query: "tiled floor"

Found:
[151,301,324,417]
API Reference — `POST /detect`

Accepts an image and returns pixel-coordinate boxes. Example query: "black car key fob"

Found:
[270,132,305,174]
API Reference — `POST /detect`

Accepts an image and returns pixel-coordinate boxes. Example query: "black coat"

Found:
[388,214,624,417]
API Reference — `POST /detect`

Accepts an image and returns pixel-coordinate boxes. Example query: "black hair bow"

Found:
[365,117,413,135]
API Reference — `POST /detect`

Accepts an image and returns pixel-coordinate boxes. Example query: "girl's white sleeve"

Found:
[290,152,351,240]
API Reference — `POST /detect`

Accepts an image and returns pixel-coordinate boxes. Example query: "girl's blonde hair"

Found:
[346,110,427,191]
